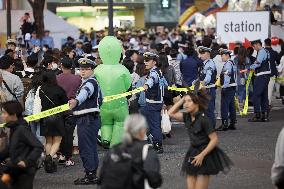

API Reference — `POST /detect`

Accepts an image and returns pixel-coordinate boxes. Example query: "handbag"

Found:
[161,110,172,134]
[40,89,63,126]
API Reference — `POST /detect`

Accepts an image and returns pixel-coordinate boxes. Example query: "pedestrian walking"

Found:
[168,88,232,189]
[0,101,43,189]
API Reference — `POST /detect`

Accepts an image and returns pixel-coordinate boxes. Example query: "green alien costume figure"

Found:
[94,36,131,147]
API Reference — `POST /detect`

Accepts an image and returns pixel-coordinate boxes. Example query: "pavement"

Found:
[34,98,284,189]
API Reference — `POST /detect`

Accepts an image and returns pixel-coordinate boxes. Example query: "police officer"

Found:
[69,58,103,185]
[216,49,237,131]
[248,39,271,122]
[141,52,166,154]
[198,46,217,128]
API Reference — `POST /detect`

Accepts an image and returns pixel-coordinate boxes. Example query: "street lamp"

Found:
[6,0,11,39]
[108,0,114,36]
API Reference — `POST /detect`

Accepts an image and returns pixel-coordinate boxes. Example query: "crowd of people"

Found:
[0,23,283,189]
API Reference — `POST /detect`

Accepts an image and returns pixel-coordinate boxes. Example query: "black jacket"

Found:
[100,140,162,189]
[0,118,43,168]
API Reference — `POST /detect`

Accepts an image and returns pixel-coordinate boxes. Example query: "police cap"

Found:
[78,57,96,68]
[219,48,232,55]
[75,39,84,44]
[197,46,212,54]
[6,39,17,46]
[250,39,262,46]
[143,52,159,62]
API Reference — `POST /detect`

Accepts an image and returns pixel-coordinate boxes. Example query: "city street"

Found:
[34,98,284,189]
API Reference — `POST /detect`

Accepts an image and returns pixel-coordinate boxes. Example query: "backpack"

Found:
[99,144,146,189]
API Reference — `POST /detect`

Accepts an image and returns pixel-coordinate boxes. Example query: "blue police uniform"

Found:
[73,58,103,185]
[217,59,237,131]
[200,59,217,128]
[42,36,54,49]
[249,47,271,122]
[140,66,165,153]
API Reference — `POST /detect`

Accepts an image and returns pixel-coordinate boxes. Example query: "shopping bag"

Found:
[161,110,171,134]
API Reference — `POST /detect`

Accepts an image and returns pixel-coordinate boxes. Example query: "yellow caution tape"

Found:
[273,77,284,81]
[239,70,254,116]
[24,104,70,122]
[103,87,145,102]
[168,86,194,92]
[0,104,70,128]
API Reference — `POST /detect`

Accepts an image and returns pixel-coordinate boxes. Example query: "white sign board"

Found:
[216,11,269,43]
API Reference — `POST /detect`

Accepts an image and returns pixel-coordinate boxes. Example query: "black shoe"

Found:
[248,113,262,122]
[101,140,110,149]
[261,112,269,122]
[74,173,98,185]
[44,155,57,173]
[166,133,172,138]
[216,120,228,131]
[228,123,236,130]
[153,143,164,154]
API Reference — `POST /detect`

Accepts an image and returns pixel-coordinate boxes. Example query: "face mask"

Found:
[51,63,58,70]
[178,48,183,53]
[42,47,47,52]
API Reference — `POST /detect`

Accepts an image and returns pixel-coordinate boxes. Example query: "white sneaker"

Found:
[65,159,75,166]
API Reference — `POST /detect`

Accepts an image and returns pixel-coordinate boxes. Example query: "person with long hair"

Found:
[39,71,68,173]
[168,88,232,189]
[234,46,250,106]
[159,52,176,109]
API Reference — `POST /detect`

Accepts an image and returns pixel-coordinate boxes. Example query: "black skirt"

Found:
[40,114,65,137]
[182,145,233,176]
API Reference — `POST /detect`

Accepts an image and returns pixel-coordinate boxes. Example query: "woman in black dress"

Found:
[168,88,232,189]
[39,71,68,172]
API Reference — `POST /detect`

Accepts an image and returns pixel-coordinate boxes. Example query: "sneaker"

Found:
[65,159,75,166]
[74,174,98,185]
[101,140,110,149]
[153,143,164,154]
[58,155,66,165]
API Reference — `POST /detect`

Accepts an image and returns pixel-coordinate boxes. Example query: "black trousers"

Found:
[60,116,76,159]
[280,85,284,97]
